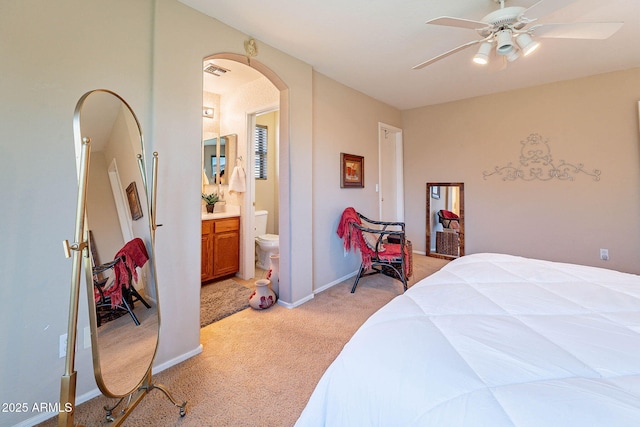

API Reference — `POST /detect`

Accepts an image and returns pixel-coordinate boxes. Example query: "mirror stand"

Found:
[101,372,186,423]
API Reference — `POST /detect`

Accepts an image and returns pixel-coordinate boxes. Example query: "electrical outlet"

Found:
[600,248,609,261]
[59,333,67,358]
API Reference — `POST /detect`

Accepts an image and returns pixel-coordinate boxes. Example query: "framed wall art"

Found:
[340,153,364,188]
[126,181,143,220]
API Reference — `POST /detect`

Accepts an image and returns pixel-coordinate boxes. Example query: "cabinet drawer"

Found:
[202,220,214,235]
[214,217,239,233]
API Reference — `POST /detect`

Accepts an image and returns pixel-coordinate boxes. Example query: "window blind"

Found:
[255,125,267,179]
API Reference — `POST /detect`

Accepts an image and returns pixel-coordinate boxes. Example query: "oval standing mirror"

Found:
[74,90,159,398]
[426,182,464,259]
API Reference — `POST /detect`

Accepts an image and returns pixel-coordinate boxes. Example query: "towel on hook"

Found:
[229,165,246,194]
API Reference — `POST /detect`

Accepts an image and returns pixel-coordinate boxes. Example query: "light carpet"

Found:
[200,279,253,328]
[37,255,449,427]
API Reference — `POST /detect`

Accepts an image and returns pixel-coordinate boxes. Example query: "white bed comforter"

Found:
[296,253,640,427]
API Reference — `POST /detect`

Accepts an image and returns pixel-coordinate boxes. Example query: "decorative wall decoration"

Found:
[483,133,601,182]
[126,181,143,220]
[340,153,364,188]
[244,38,258,61]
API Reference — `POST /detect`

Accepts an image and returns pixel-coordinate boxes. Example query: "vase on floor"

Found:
[249,279,276,310]
[267,254,280,298]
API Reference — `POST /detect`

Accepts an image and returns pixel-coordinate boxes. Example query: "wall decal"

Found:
[483,133,601,182]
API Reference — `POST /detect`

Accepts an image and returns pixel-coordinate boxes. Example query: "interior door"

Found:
[378,123,404,221]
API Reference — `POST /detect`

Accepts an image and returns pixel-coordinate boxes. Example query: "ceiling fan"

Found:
[413,0,624,70]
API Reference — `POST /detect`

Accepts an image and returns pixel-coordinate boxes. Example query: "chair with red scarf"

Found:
[438,209,460,230]
[337,207,412,293]
[93,238,152,326]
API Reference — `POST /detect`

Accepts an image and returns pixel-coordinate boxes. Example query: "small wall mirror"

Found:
[76,90,159,398]
[203,134,237,185]
[426,182,464,259]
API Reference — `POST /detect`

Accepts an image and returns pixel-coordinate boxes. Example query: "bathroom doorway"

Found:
[201,55,282,285]
[250,109,280,280]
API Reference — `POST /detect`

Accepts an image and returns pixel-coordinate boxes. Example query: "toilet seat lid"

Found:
[257,233,278,242]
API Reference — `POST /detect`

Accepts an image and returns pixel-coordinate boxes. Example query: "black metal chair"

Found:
[349,212,410,293]
[438,209,460,229]
[93,257,151,326]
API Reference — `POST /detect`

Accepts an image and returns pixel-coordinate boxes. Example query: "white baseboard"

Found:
[153,344,203,374]
[278,293,313,309]
[313,270,358,294]
[279,269,359,309]
[18,345,204,427]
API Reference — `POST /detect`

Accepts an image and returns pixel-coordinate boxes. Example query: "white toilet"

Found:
[254,210,279,270]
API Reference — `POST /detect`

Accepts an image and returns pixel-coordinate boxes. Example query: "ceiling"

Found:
[182,0,640,110]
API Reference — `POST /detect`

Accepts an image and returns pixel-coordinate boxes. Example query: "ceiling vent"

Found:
[203,64,230,77]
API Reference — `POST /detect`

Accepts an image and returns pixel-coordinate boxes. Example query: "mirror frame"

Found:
[426,182,465,259]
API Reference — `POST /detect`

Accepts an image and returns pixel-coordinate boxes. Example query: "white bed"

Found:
[296,253,640,426]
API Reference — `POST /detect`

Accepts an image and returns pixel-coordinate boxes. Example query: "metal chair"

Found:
[348,212,410,293]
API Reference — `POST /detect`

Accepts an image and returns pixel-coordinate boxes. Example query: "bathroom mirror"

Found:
[75,89,159,398]
[426,182,464,259]
[203,134,237,185]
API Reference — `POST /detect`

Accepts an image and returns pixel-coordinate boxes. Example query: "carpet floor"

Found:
[200,279,253,328]
[37,255,449,427]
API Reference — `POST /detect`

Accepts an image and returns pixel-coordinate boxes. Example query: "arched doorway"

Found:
[202,53,292,303]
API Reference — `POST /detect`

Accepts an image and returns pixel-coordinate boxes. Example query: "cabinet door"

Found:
[213,231,240,277]
[201,233,214,281]
[201,220,214,282]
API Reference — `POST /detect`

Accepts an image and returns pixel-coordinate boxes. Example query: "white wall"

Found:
[0,1,155,425]
[403,68,640,273]
[312,72,403,290]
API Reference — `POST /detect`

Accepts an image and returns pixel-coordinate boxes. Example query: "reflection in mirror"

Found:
[203,134,237,185]
[426,182,464,259]
[75,90,159,398]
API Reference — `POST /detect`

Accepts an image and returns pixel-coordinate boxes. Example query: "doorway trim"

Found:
[378,123,404,221]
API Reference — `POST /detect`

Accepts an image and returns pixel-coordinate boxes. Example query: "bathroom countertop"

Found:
[201,205,241,220]
[201,212,240,220]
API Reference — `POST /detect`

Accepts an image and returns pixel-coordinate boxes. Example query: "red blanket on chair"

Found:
[337,207,407,272]
[100,238,149,307]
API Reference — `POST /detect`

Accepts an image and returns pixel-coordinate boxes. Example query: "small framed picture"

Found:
[126,181,143,220]
[431,186,440,199]
[340,153,364,188]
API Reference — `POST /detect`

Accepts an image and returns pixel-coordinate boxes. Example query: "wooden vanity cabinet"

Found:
[201,216,240,282]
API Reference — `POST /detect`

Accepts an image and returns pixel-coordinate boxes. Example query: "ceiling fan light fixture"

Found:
[495,29,514,56]
[505,48,520,62]
[516,33,540,56]
[473,41,493,65]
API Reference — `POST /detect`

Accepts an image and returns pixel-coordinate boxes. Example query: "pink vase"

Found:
[249,279,276,310]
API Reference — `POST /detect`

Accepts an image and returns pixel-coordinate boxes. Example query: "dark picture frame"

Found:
[340,153,364,188]
[431,185,440,199]
[126,181,143,220]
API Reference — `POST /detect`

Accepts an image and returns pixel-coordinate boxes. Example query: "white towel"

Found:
[228,165,246,194]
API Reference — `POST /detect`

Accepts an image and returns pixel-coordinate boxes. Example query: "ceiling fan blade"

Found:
[425,16,489,31]
[413,40,482,70]
[521,0,579,21]
[530,22,624,39]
